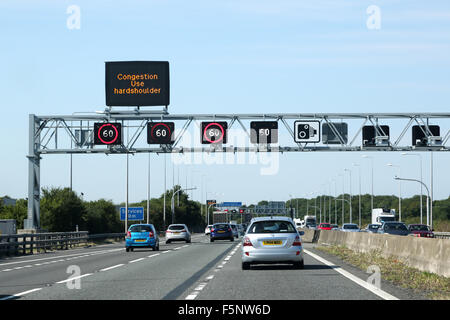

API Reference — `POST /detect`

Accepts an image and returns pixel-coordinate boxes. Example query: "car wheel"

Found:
[166,240,171,244]
[242,262,250,270]
[293,260,304,269]
[126,247,130,252]
[230,237,234,242]
[130,248,134,252]
[210,238,214,242]
[186,239,191,243]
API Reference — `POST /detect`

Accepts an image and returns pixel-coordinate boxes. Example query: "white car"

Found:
[241,217,305,270]
[166,224,191,243]
[204,225,213,235]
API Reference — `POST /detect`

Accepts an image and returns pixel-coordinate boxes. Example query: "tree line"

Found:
[1,190,449,233]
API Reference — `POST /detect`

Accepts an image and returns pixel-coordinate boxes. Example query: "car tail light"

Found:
[181,229,186,232]
[211,228,215,232]
[293,236,302,246]
[228,228,232,232]
[166,230,172,233]
[243,237,253,247]
[149,231,154,238]
[126,231,131,238]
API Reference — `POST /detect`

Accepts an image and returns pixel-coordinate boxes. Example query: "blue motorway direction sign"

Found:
[120,207,144,221]
[217,202,242,207]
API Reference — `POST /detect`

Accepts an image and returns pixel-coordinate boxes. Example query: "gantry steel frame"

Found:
[26,111,450,229]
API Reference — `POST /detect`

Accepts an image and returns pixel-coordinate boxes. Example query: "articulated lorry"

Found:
[372,208,396,225]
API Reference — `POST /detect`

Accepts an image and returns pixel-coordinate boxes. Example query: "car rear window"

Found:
[344,224,358,229]
[320,224,331,228]
[247,221,296,234]
[213,224,230,230]
[409,225,430,231]
[130,225,153,232]
[169,225,186,230]
[385,223,407,231]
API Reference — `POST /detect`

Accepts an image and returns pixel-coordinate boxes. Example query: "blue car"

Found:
[126,224,160,252]
[210,223,234,242]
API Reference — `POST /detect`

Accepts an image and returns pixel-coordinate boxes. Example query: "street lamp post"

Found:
[344,169,352,223]
[394,177,430,228]
[402,153,423,224]
[353,163,362,228]
[387,163,402,221]
[362,155,374,212]
[171,187,197,225]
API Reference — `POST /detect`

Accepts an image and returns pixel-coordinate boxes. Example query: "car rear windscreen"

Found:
[169,225,186,230]
[385,224,407,231]
[130,225,153,232]
[247,221,296,234]
[344,225,358,229]
[214,224,229,230]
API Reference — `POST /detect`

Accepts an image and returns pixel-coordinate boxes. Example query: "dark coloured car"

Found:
[210,223,234,242]
[378,222,409,236]
[408,224,435,238]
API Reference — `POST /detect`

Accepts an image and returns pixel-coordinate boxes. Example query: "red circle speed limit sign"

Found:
[94,123,122,145]
[201,122,227,144]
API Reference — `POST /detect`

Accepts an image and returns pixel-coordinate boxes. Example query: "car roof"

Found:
[343,223,358,226]
[249,216,294,223]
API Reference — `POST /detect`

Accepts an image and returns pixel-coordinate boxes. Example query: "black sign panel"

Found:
[322,122,348,144]
[250,121,278,144]
[105,61,170,106]
[201,122,228,144]
[412,125,440,146]
[147,122,175,144]
[362,125,390,146]
[94,123,122,145]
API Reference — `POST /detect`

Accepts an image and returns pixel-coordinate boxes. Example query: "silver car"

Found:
[230,223,239,238]
[241,217,304,270]
[165,224,191,243]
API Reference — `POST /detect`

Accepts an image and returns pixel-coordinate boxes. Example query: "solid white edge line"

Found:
[56,273,93,284]
[129,258,145,263]
[100,264,124,272]
[0,288,43,300]
[303,249,399,300]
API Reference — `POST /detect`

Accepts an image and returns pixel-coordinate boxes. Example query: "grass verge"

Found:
[316,245,450,300]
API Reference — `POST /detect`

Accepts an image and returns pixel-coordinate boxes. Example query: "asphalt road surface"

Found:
[0,234,423,300]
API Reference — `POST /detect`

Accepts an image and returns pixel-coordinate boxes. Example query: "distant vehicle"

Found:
[230,223,239,238]
[408,224,435,238]
[341,223,360,232]
[210,223,234,242]
[372,208,396,225]
[303,215,317,229]
[331,224,339,230]
[237,224,245,236]
[318,223,332,230]
[241,217,304,270]
[165,224,191,243]
[293,218,303,229]
[365,224,381,233]
[204,225,213,235]
[126,224,160,252]
[378,222,409,236]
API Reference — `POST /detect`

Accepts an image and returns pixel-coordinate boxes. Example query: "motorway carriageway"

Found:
[0,233,422,300]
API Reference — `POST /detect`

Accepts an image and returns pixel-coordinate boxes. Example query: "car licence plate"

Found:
[263,240,282,245]
[218,230,225,233]
[135,239,146,242]
[173,232,180,234]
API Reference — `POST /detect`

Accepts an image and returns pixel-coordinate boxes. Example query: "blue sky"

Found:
[0,0,449,207]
